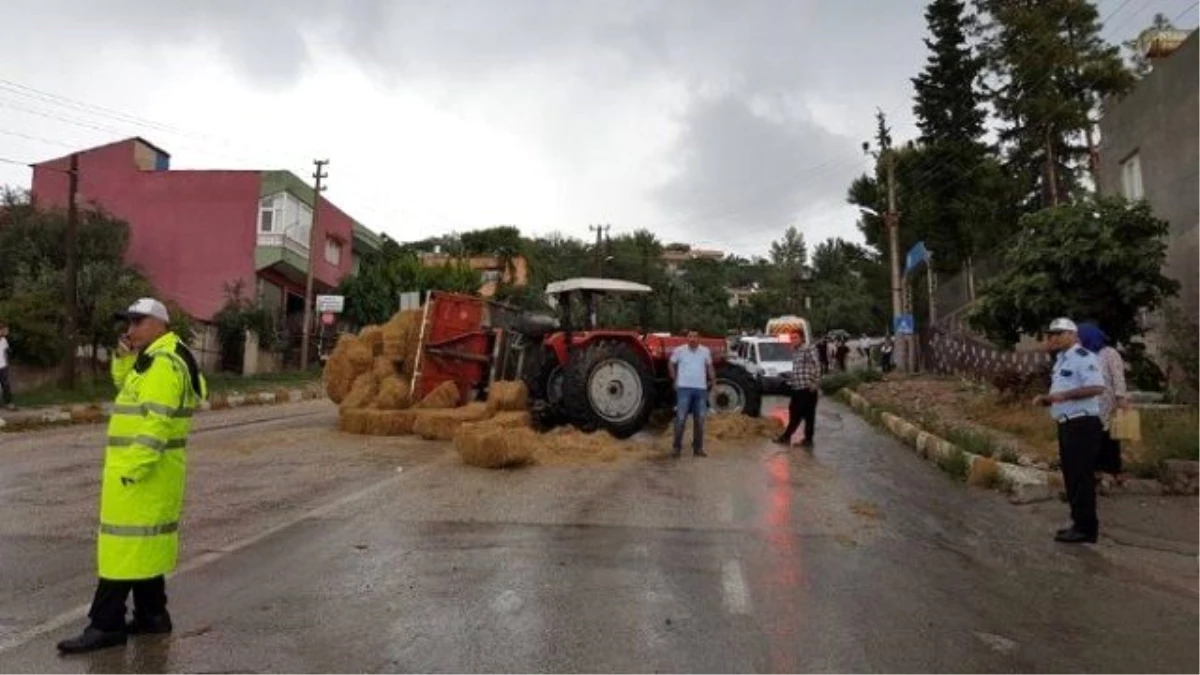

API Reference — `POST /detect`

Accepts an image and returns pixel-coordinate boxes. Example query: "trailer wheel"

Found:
[711,363,762,417]
[562,340,654,438]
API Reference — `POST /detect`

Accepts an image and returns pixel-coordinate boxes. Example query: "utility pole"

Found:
[883,150,908,371]
[589,224,610,277]
[300,159,328,372]
[61,153,79,388]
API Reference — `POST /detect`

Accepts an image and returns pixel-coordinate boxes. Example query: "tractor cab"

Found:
[543,277,653,334]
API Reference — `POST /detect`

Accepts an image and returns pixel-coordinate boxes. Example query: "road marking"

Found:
[721,559,752,615]
[0,470,407,655]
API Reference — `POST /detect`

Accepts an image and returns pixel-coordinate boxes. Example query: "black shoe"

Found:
[56,627,127,654]
[694,450,707,457]
[127,613,172,635]
[800,439,814,450]
[773,436,790,445]
[1054,528,1097,544]
[670,448,681,458]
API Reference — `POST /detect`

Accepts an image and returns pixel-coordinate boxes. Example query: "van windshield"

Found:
[757,342,795,362]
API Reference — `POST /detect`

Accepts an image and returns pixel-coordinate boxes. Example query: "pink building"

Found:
[31,138,380,365]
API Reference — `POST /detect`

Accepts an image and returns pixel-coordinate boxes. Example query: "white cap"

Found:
[1047,317,1077,333]
[116,297,170,324]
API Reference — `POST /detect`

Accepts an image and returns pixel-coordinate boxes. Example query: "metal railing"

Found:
[256,232,310,258]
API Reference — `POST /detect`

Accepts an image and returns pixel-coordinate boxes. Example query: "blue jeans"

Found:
[673,387,708,453]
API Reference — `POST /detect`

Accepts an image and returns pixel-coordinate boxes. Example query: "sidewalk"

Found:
[0,381,326,432]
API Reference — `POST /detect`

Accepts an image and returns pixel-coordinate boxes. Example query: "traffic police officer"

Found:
[58,298,206,654]
[1034,317,1106,544]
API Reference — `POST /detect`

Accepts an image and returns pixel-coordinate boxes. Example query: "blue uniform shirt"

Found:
[670,345,712,390]
[1049,343,1104,419]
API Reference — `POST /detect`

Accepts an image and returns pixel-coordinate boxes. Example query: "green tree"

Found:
[336,235,480,327]
[975,0,1134,208]
[807,238,889,335]
[968,197,1179,348]
[0,189,192,370]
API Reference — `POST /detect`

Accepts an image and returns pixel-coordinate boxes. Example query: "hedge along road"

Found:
[0,397,1195,672]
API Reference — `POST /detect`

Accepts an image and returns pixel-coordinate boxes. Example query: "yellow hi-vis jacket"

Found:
[99,331,206,580]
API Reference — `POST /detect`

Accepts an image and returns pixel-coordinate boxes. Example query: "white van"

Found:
[731,336,796,394]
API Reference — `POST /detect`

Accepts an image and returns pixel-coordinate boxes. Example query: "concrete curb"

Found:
[836,388,1059,504]
[0,383,325,433]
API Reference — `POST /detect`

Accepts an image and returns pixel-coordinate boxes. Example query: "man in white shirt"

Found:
[668,330,715,457]
[0,322,14,410]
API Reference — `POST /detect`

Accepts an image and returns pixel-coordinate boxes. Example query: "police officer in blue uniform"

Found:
[1034,318,1107,543]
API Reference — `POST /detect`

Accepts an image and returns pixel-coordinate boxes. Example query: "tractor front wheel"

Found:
[562,341,654,438]
[711,363,762,417]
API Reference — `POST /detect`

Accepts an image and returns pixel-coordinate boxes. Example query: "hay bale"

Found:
[70,405,106,424]
[486,380,529,414]
[413,380,460,409]
[381,309,422,370]
[340,373,379,411]
[456,426,538,469]
[324,333,374,403]
[412,403,491,441]
[968,457,1001,488]
[338,408,374,434]
[373,376,411,410]
[372,356,399,382]
[339,409,419,436]
[358,325,385,355]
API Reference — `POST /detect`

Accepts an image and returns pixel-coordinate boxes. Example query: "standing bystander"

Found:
[668,330,715,458]
[0,322,15,410]
[775,326,820,449]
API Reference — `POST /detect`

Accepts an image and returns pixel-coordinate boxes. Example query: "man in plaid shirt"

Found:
[775,328,821,449]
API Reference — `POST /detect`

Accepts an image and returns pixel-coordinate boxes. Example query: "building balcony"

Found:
[255,232,310,286]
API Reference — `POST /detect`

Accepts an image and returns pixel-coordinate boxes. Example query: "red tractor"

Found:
[511,278,762,437]
[405,279,762,439]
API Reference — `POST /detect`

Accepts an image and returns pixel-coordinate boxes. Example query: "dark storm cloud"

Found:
[3,0,939,250]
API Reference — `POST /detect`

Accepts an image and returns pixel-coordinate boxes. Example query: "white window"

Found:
[1121,152,1144,201]
[280,194,313,247]
[258,195,282,233]
[324,238,342,265]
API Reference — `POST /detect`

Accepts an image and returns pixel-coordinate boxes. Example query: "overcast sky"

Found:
[0,0,1194,258]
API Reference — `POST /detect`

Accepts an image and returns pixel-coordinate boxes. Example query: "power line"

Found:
[1173,1,1199,22]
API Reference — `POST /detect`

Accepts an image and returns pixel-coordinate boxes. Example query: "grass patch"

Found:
[945,426,996,458]
[13,369,320,409]
[820,368,883,395]
[997,448,1021,464]
[1141,407,1199,462]
[936,447,970,481]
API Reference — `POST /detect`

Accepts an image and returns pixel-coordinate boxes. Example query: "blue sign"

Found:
[905,241,929,276]
[893,314,915,335]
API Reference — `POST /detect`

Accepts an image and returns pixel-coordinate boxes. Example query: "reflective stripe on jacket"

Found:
[98,332,207,580]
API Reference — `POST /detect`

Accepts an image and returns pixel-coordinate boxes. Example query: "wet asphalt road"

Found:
[0,398,1196,673]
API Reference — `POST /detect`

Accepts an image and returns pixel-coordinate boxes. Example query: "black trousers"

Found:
[1097,431,1123,475]
[0,367,12,405]
[87,576,168,632]
[1057,416,1103,536]
[780,389,818,443]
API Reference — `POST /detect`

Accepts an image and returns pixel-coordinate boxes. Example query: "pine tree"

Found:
[975,0,1133,209]
[913,0,987,146]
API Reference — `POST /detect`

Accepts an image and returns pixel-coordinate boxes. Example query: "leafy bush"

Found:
[820,372,859,395]
[213,281,277,372]
[991,364,1051,403]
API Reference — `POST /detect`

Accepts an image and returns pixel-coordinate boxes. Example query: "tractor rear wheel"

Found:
[562,341,654,438]
[711,362,762,417]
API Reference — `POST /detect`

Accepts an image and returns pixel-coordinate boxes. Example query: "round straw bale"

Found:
[340,373,379,411]
[338,408,374,434]
[413,380,460,409]
[486,380,529,414]
[373,376,411,410]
